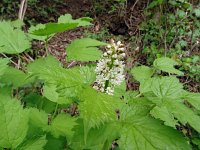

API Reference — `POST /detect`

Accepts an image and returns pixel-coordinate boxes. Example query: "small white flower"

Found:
[107,45,111,48]
[107,50,112,54]
[118,48,125,51]
[117,41,121,45]
[112,54,118,59]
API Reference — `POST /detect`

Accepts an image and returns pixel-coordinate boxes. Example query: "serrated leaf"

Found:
[28,24,48,41]
[10,19,24,28]
[58,14,93,26]
[49,114,77,139]
[0,58,9,76]
[28,56,96,104]
[151,76,183,99]
[30,23,78,36]
[0,21,31,54]
[77,65,96,84]
[44,134,67,150]
[16,135,47,150]
[139,78,153,94]
[0,87,29,149]
[182,91,200,111]
[29,108,48,130]
[165,99,200,133]
[66,38,107,61]
[113,81,128,100]
[79,87,117,138]
[153,57,184,75]
[150,106,178,128]
[131,65,154,82]
[27,55,61,75]
[0,67,32,87]
[119,106,191,150]
[43,84,72,105]
[70,119,119,150]
[23,93,56,113]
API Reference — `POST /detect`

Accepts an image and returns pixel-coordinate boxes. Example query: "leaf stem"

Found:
[52,103,59,119]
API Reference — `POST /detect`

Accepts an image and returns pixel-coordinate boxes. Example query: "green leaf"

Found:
[16,135,47,150]
[43,66,96,104]
[139,78,153,94]
[0,21,31,54]
[194,8,200,17]
[66,38,107,61]
[79,87,117,137]
[29,108,48,130]
[150,106,178,128]
[10,19,24,28]
[58,14,93,26]
[153,57,184,75]
[182,91,200,111]
[49,114,77,139]
[77,65,96,84]
[151,76,183,99]
[131,65,154,82]
[0,87,29,149]
[44,134,67,150]
[28,24,48,41]
[119,106,191,150]
[28,56,96,104]
[30,23,78,36]
[165,99,200,133]
[43,84,72,105]
[23,93,56,113]
[113,81,127,99]
[0,58,9,77]
[0,67,32,87]
[27,55,61,76]
[177,10,186,18]
[70,119,119,150]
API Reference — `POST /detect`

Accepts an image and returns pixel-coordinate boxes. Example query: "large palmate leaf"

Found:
[66,38,107,61]
[119,106,191,150]
[131,65,154,82]
[49,114,77,139]
[16,135,47,150]
[58,14,93,26]
[0,21,31,54]
[79,87,117,136]
[0,58,9,76]
[153,57,184,75]
[0,87,29,149]
[28,56,96,104]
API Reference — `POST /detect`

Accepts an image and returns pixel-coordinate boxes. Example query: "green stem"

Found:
[44,39,49,56]
[52,103,59,119]
[135,93,142,98]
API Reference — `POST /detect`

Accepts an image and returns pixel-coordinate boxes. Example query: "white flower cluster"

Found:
[93,39,126,95]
